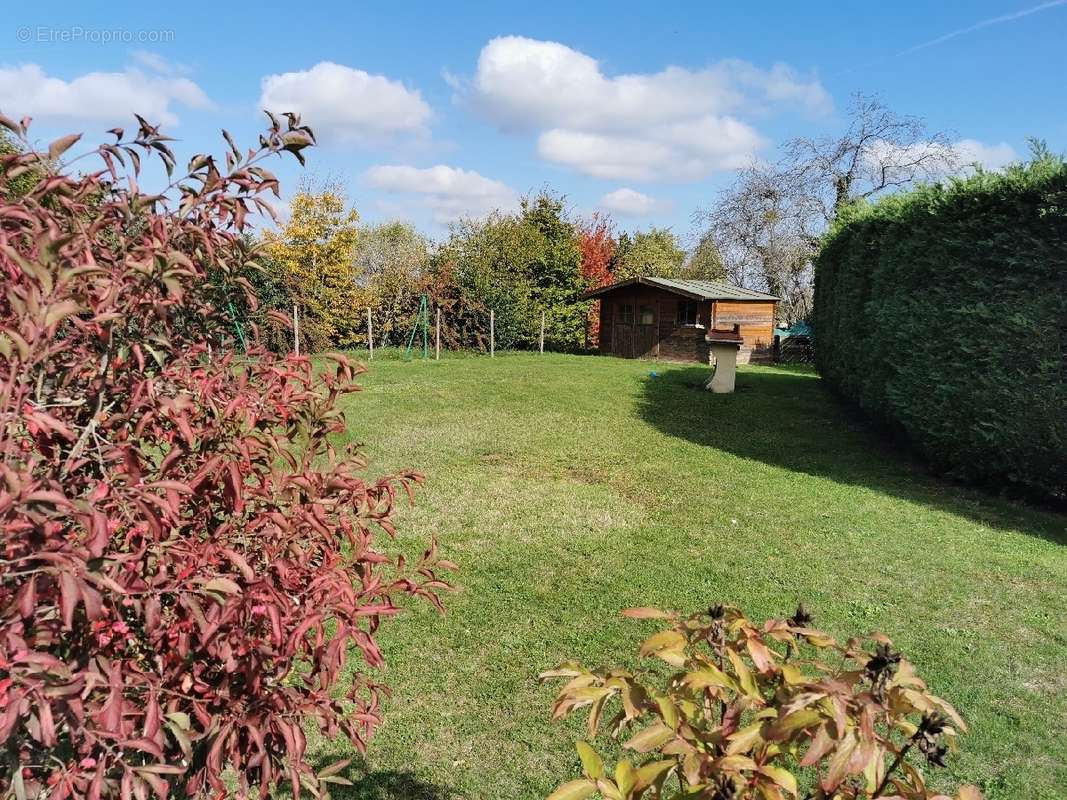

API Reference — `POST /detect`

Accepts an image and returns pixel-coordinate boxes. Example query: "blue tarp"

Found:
[774,321,812,339]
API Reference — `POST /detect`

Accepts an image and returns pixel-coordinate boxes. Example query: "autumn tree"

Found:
[578,213,616,289]
[578,213,616,345]
[263,181,364,351]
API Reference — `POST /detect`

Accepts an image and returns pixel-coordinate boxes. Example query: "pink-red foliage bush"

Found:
[0,113,453,799]
[577,214,615,347]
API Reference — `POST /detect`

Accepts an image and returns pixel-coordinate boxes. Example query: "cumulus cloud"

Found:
[459,36,830,181]
[951,139,1017,171]
[598,188,666,217]
[0,63,210,127]
[363,164,516,223]
[539,117,763,181]
[259,62,431,147]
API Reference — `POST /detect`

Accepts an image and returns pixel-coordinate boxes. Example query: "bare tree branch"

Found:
[695,93,957,323]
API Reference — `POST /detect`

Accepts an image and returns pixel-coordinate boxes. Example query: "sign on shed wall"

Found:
[713,308,774,326]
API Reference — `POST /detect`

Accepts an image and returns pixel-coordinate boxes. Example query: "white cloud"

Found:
[130,50,191,76]
[460,36,830,181]
[441,69,464,91]
[0,63,210,127]
[363,164,516,223]
[952,139,1017,171]
[259,62,431,147]
[598,188,666,217]
[539,116,764,181]
[722,60,834,116]
[539,131,673,181]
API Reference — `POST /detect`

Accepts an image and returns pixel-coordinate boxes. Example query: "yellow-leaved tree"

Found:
[264,184,365,351]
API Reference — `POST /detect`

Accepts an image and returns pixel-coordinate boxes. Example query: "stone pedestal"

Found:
[706,342,741,393]
[705,325,744,393]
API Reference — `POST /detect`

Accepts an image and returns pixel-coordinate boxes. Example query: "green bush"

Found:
[434,192,589,352]
[813,155,1067,498]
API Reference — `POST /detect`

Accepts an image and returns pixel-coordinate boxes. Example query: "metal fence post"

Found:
[293,304,300,357]
[367,308,374,360]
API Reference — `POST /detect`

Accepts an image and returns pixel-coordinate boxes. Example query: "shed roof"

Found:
[581,276,778,302]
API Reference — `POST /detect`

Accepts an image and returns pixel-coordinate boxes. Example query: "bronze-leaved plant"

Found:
[542,605,980,800]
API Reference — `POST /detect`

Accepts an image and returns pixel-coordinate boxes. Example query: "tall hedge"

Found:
[814,156,1067,498]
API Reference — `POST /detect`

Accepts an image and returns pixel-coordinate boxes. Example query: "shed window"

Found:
[638,305,655,325]
[677,300,699,326]
[616,303,634,324]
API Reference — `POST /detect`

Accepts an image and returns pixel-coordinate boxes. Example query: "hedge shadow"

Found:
[638,365,1066,545]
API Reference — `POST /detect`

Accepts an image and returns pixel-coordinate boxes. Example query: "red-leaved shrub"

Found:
[578,213,615,347]
[0,113,453,799]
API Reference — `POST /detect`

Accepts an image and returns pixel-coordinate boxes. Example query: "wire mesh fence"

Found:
[282,300,586,362]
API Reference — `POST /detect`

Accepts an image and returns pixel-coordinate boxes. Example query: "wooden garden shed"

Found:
[582,277,779,364]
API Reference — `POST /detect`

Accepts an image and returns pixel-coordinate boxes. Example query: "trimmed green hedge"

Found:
[814,157,1067,498]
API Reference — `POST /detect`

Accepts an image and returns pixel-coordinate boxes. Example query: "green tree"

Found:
[0,129,43,197]
[434,191,587,351]
[436,211,537,350]
[614,227,685,280]
[232,244,294,353]
[681,232,726,280]
[355,221,430,346]
[520,193,586,351]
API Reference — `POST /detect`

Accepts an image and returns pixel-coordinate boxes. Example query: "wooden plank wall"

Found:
[597,290,778,364]
[711,301,776,362]
[599,287,712,362]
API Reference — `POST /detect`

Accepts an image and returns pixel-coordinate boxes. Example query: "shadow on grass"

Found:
[638,364,1066,544]
[315,757,458,800]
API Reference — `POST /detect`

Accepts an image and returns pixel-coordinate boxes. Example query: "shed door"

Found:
[635,303,658,358]
[610,301,658,359]
[612,301,635,357]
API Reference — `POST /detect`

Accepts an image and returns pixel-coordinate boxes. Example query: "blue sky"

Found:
[3,1,1066,242]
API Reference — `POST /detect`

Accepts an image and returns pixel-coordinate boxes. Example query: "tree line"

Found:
[244,93,970,354]
[245,186,727,354]
[1,92,973,356]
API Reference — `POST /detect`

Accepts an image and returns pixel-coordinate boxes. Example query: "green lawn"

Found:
[314,352,1066,800]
